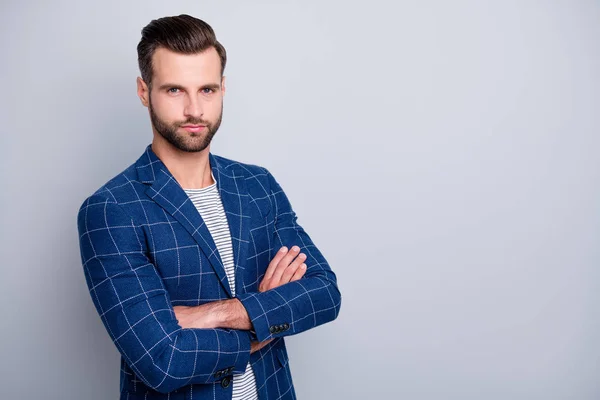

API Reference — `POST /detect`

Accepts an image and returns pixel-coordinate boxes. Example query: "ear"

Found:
[136,77,150,107]
[221,75,226,96]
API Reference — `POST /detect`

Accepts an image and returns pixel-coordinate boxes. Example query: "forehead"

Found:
[151,46,222,85]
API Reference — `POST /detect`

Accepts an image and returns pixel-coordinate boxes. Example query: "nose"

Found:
[183,95,203,118]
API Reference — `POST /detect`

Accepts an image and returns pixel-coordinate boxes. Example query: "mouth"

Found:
[180,125,207,133]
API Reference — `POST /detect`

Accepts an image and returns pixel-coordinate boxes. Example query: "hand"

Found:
[250,338,274,354]
[259,246,307,292]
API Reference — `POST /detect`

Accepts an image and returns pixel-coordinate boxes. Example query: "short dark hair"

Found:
[137,14,227,88]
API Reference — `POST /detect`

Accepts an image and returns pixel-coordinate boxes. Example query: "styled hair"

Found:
[137,14,227,88]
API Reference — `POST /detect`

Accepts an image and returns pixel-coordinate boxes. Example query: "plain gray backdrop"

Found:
[1,1,599,399]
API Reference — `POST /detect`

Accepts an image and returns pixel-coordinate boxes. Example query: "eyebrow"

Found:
[157,83,221,91]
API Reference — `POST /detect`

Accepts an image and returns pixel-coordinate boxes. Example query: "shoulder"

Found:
[211,153,270,177]
[211,153,276,190]
[77,161,141,215]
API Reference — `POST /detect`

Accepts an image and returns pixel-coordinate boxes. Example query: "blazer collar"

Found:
[134,144,251,298]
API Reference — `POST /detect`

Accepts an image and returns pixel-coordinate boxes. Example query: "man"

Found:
[76,14,341,400]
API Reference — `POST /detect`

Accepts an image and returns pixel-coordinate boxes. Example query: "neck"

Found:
[151,137,215,189]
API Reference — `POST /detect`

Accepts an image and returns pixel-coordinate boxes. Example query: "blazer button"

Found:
[283,323,290,330]
[269,326,277,334]
[221,376,232,388]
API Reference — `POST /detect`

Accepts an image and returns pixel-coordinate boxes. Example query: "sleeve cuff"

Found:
[236,292,273,342]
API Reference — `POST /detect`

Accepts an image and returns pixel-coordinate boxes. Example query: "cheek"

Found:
[154,97,184,121]
[206,98,223,118]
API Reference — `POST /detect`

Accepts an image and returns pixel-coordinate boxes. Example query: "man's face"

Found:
[141,46,225,152]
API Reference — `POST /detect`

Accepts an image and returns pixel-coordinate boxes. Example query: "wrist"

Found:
[222,298,252,330]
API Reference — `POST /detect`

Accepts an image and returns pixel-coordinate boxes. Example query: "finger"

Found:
[263,246,289,281]
[270,246,302,286]
[289,263,307,282]
[259,338,274,351]
[251,338,274,354]
[280,253,307,284]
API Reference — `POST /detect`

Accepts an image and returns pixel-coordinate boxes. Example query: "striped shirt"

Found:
[183,171,258,400]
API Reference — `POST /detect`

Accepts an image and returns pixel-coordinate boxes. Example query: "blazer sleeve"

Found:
[236,168,342,342]
[77,194,251,394]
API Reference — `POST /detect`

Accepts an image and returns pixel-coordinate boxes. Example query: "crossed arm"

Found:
[172,244,308,353]
[77,168,341,393]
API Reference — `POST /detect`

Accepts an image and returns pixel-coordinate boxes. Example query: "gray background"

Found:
[1,1,599,399]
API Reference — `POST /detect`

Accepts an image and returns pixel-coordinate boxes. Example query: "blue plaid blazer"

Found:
[77,144,342,399]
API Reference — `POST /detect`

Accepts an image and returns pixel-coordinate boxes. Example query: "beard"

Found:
[148,97,223,153]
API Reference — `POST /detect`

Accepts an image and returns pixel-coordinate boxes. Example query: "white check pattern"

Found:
[77,144,341,399]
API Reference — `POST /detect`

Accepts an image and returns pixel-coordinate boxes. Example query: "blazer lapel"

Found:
[135,145,251,298]
[209,155,251,296]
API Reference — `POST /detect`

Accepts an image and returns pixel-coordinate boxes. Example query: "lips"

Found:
[181,125,207,133]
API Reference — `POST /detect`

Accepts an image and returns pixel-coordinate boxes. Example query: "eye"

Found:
[202,88,215,94]
[167,88,180,94]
